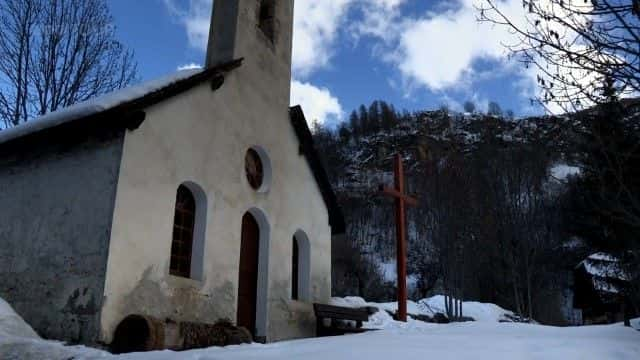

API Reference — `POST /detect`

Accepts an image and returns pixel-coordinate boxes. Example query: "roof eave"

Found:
[289,105,346,235]
[0,58,243,149]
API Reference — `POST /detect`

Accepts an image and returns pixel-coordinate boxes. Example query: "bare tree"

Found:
[478,0,640,112]
[479,0,640,322]
[0,0,137,128]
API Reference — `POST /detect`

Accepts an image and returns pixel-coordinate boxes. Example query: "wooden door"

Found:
[237,212,260,336]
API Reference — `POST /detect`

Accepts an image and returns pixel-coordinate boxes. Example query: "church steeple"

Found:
[205,0,293,69]
[205,0,294,108]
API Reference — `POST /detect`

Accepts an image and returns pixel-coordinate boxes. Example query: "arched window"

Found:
[292,231,311,301]
[170,185,196,278]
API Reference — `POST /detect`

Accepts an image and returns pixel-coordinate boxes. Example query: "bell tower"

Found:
[205,0,294,107]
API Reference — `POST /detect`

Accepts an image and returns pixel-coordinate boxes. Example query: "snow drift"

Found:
[0,297,39,339]
[0,297,107,359]
[330,295,517,329]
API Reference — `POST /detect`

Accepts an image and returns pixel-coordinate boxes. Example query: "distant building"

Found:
[573,253,634,324]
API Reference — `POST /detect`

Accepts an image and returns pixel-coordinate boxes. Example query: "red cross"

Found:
[380,153,418,322]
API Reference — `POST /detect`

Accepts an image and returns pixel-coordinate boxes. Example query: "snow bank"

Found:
[632,318,640,331]
[0,297,107,359]
[329,296,431,330]
[330,295,516,330]
[0,297,39,339]
[550,164,581,180]
[418,295,516,322]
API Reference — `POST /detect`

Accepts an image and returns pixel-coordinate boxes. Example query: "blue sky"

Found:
[108,0,544,126]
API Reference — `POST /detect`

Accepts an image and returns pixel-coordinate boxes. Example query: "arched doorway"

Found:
[237,212,260,336]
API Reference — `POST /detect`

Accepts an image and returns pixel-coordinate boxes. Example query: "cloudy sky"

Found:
[108,0,543,126]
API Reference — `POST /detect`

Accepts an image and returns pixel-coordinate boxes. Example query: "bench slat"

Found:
[313,304,370,321]
[315,311,369,322]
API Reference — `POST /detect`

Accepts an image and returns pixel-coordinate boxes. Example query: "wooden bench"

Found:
[313,303,376,336]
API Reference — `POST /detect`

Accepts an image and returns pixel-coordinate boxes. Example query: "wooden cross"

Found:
[380,153,418,322]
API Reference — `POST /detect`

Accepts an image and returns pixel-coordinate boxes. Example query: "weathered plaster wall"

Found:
[101,72,332,343]
[102,0,331,344]
[0,129,125,345]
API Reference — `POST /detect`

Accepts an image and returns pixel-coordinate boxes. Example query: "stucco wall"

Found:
[101,77,332,344]
[0,128,125,345]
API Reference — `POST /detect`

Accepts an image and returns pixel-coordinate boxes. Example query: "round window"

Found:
[245,148,264,190]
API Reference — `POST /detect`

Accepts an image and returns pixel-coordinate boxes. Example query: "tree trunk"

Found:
[444,293,450,318]
[527,271,533,321]
[623,301,631,327]
[512,279,522,317]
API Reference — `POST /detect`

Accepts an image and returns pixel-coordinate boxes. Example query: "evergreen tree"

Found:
[367,101,381,134]
[358,105,369,136]
[487,101,502,116]
[464,101,476,114]
[349,110,360,137]
[380,101,396,131]
[338,123,351,143]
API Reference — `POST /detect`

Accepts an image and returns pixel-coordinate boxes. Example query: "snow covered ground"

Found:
[115,322,640,360]
[331,295,518,326]
[1,296,639,360]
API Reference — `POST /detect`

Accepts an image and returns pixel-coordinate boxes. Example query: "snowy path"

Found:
[111,322,638,360]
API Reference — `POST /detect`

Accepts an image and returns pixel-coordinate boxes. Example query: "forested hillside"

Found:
[314,100,640,325]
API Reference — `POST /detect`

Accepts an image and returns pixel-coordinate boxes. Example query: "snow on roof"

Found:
[578,252,629,281]
[0,69,202,146]
[593,278,620,294]
[588,252,618,262]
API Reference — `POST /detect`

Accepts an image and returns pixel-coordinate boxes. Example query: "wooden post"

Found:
[381,154,417,322]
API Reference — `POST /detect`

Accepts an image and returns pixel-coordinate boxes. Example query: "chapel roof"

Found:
[290,105,346,235]
[0,58,243,146]
[0,57,346,235]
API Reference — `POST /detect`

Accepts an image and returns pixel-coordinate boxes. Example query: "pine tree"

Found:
[367,101,381,134]
[358,105,369,136]
[349,110,360,137]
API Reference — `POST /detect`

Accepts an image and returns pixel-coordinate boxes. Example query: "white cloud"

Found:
[163,0,352,77]
[163,0,349,126]
[292,0,353,77]
[163,0,212,51]
[351,0,405,42]
[294,0,408,76]
[290,80,343,125]
[163,0,408,77]
[177,63,202,71]
[392,0,525,90]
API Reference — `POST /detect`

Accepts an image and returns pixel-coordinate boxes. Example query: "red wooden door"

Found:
[237,212,260,336]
